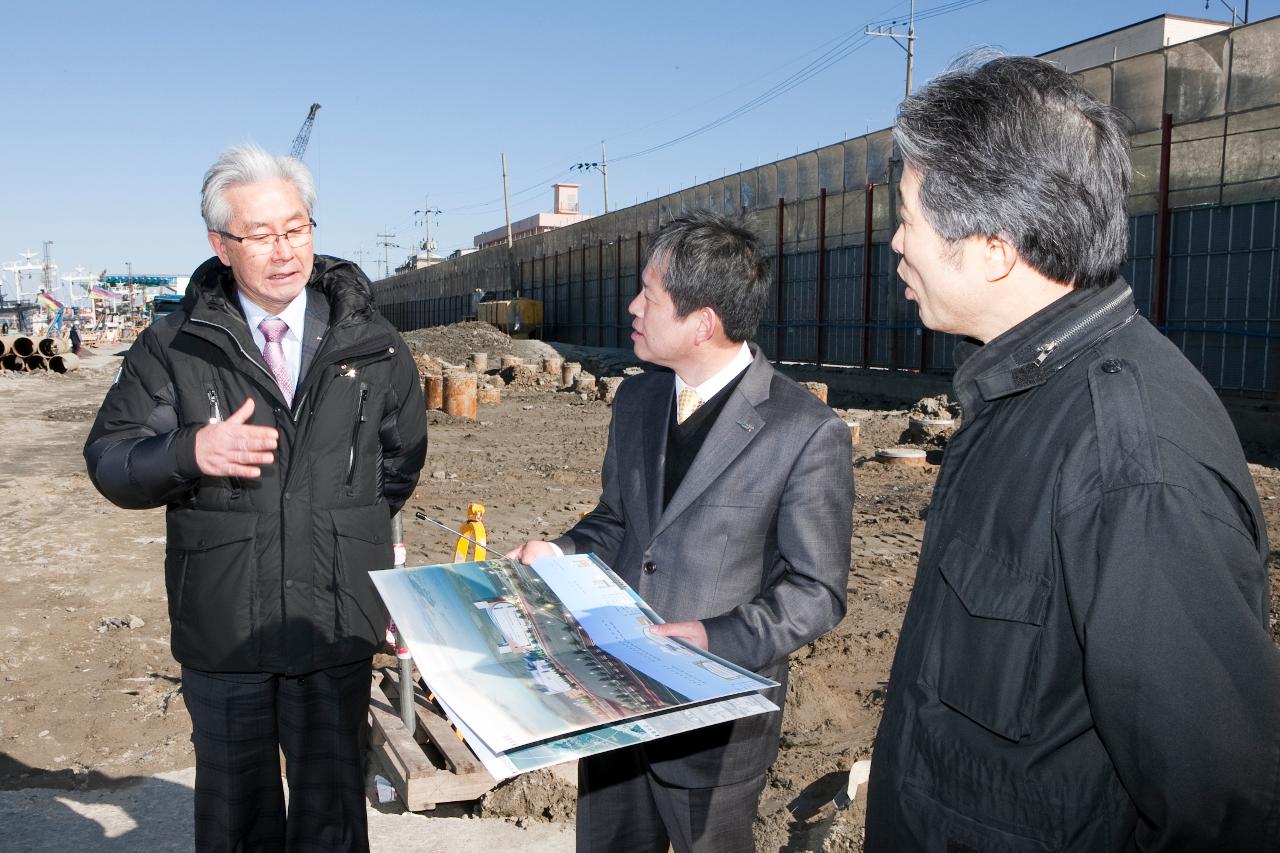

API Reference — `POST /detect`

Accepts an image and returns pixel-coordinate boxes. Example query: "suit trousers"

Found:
[577,744,767,853]
[182,659,372,853]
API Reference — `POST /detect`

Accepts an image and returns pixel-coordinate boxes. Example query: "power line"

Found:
[612,0,989,163]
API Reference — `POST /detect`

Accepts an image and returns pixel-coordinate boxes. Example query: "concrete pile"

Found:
[0,335,80,373]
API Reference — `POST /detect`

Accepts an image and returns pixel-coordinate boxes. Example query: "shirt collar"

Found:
[237,288,308,339]
[675,342,753,403]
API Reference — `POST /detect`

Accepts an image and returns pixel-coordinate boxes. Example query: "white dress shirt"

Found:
[238,289,307,395]
[674,341,753,408]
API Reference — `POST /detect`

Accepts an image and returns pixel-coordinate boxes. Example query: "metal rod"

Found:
[1154,112,1173,330]
[389,511,415,737]
[863,184,875,369]
[412,509,515,556]
[776,197,785,359]
[816,188,827,367]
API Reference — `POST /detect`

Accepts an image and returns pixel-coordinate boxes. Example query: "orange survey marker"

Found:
[452,503,488,562]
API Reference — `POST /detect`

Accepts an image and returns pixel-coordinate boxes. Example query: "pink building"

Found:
[473,183,587,249]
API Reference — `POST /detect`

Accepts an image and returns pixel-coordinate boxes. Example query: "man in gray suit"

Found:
[510,211,854,853]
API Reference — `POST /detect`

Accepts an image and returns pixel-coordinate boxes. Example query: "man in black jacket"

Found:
[84,143,427,852]
[864,57,1280,850]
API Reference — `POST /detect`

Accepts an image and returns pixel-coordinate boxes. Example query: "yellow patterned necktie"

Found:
[676,388,703,424]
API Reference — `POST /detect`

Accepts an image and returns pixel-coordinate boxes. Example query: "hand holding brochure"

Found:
[369,553,778,779]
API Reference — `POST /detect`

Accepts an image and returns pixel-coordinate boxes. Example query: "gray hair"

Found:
[644,211,770,343]
[894,53,1131,289]
[200,143,316,232]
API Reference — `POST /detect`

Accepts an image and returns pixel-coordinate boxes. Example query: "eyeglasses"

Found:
[216,220,316,256]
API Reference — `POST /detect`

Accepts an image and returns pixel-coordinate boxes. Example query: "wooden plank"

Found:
[368,677,439,812]
[380,667,488,777]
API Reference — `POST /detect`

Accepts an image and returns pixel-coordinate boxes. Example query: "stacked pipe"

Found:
[0,336,79,373]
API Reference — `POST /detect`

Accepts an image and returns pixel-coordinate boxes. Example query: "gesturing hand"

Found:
[194,398,278,478]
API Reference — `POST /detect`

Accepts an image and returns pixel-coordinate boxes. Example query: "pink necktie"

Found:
[258,317,293,404]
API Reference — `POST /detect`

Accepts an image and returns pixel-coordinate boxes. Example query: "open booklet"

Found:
[369,553,779,780]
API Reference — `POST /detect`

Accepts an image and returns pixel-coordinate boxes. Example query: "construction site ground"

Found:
[2,324,1277,852]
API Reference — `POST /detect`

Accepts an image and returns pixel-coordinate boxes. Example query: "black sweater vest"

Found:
[663,371,747,508]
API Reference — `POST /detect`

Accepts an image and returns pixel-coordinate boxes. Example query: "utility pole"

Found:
[376,231,398,279]
[353,247,368,273]
[570,141,610,214]
[866,0,916,98]
[501,153,513,248]
[601,141,610,214]
[414,198,442,254]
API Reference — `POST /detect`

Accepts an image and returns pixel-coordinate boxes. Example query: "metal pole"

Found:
[1154,112,1173,330]
[601,141,610,214]
[906,0,916,97]
[816,188,827,367]
[775,198,785,359]
[862,185,874,368]
[597,239,604,346]
[389,511,415,736]
[501,153,513,249]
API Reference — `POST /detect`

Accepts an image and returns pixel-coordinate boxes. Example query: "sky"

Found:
[2,0,1274,299]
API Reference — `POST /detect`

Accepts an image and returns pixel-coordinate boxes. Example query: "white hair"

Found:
[200,143,316,232]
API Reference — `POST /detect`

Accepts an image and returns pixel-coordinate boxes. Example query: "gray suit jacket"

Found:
[556,344,854,788]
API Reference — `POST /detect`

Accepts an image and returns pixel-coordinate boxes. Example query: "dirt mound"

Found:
[401,322,559,368]
[476,769,576,823]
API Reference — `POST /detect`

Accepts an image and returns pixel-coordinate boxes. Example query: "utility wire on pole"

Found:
[376,231,399,280]
[866,0,915,98]
[570,140,610,214]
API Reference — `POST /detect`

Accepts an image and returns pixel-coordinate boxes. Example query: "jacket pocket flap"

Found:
[330,505,389,544]
[938,537,1049,626]
[166,508,258,550]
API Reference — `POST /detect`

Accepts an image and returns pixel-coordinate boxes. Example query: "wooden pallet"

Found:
[369,666,496,811]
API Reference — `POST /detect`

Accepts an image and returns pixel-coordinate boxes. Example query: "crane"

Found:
[290,103,321,158]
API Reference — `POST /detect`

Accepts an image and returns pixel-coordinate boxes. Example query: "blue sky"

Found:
[2,0,1273,294]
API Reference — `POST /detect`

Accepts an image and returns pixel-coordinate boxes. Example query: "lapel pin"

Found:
[737,420,754,432]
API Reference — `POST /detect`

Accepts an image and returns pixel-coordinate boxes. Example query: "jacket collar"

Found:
[952,278,1139,417]
[183,254,374,330]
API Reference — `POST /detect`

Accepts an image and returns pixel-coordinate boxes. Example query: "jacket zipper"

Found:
[345,383,369,489]
[206,388,223,423]
[205,385,242,497]
[1030,287,1135,367]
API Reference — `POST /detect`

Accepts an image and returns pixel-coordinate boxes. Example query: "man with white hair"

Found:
[85,144,427,851]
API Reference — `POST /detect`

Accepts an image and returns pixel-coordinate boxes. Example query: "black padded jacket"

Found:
[865,280,1280,851]
[84,255,427,674]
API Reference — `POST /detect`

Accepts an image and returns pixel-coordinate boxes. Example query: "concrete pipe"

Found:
[874,447,928,467]
[542,356,563,376]
[561,361,581,387]
[37,337,62,357]
[3,335,35,357]
[467,352,489,373]
[499,355,523,370]
[443,371,478,419]
[2,353,27,371]
[49,353,80,373]
[478,384,502,404]
[23,354,47,371]
[424,373,444,411]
